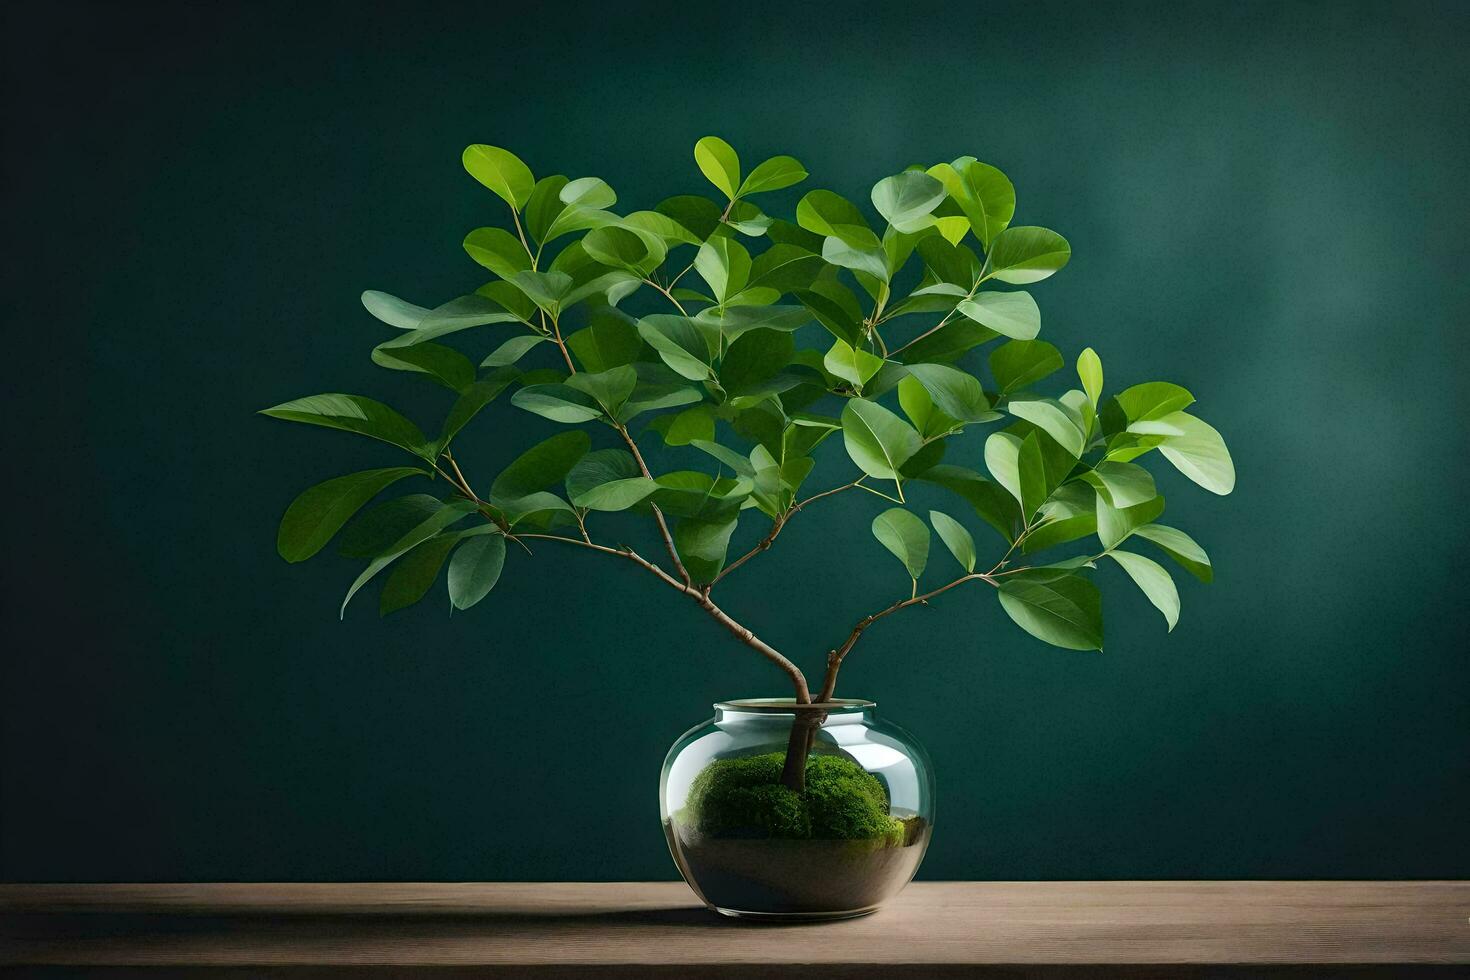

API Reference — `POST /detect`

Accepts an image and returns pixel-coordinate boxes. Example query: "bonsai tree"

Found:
[265,137,1234,794]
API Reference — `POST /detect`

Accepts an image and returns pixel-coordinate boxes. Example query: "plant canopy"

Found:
[265,138,1235,758]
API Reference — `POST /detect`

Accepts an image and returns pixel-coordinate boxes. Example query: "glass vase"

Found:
[660,698,934,920]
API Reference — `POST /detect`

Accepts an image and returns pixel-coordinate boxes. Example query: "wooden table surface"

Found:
[2,881,1468,977]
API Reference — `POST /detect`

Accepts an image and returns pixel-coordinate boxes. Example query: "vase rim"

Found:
[714,697,875,713]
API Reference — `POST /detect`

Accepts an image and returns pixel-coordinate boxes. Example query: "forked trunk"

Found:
[778,709,827,793]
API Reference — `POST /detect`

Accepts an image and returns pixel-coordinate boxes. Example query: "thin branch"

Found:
[510,207,534,261]
[855,482,904,505]
[443,451,478,500]
[614,423,691,587]
[713,478,866,586]
[817,572,997,701]
[794,479,863,511]
[549,314,576,374]
[517,532,811,701]
[712,513,787,585]
[643,278,691,318]
[888,270,997,360]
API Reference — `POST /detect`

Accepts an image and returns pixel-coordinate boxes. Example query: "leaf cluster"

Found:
[263,137,1234,652]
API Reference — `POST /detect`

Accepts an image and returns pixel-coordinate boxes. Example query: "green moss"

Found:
[684,752,906,844]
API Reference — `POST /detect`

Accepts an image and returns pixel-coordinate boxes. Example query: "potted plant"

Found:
[264,137,1234,919]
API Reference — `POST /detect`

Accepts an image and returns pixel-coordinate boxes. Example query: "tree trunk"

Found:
[778,708,827,793]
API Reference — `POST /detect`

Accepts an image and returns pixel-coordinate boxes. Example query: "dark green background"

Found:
[3,0,1467,882]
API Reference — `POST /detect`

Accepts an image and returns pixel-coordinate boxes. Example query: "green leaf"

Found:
[340,499,478,617]
[722,329,794,394]
[823,338,884,389]
[795,285,864,346]
[337,494,444,559]
[1132,524,1213,583]
[524,175,570,244]
[1018,431,1050,518]
[657,195,723,242]
[744,244,823,295]
[984,431,1024,507]
[694,136,741,199]
[690,438,757,478]
[571,476,659,511]
[821,236,889,282]
[1156,412,1235,494]
[376,285,533,347]
[481,334,549,367]
[695,235,751,304]
[997,575,1103,650]
[566,309,643,372]
[985,226,1071,284]
[447,533,507,610]
[871,172,947,233]
[1007,398,1087,457]
[617,367,703,421]
[1080,461,1157,508]
[913,464,1022,542]
[637,314,715,381]
[1023,482,1098,553]
[675,515,740,583]
[496,491,576,529]
[490,431,591,501]
[565,365,638,414]
[261,394,429,458]
[897,319,999,364]
[694,304,810,342]
[370,342,477,392]
[565,449,641,502]
[933,216,969,245]
[277,467,428,563]
[510,383,605,423]
[957,291,1040,340]
[560,176,616,209]
[1115,381,1196,422]
[841,398,921,483]
[542,204,619,244]
[929,510,976,573]
[989,339,1063,393]
[361,290,429,329]
[897,375,941,436]
[510,270,573,312]
[582,225,666,275]
[1107,550,1179,631]
[651,404,716,446]
[738,155,808,196]
[1097,493,1166,549]
[872,507,930,579]
[462,144,534,210]
[930,160,1015,248]
[795,190,879,248]
[916,237,981,287]
[1077,347,1104,407]
[379,534,461,616]
[904,363,994,422]
[463,227,531,280]
[438,372,517,449]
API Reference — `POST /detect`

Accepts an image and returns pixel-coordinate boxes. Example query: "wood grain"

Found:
[2,881,1467,977]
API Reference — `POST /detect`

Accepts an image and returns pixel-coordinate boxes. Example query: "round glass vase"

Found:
[660,698,934,920]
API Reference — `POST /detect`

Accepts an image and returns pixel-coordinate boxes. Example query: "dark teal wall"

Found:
[3,0,1467,881]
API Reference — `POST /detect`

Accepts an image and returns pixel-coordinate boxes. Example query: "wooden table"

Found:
[2,882,1467,976]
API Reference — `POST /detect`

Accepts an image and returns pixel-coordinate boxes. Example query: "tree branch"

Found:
[549,313,576,374]
[711,479,863,586]
[613,423,691,586]
[517,532,811,702]
[817,572,997,701]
